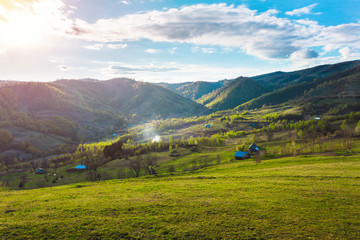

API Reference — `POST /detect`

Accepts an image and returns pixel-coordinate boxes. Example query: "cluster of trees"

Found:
[104,135,225,161]
[127,154,159,177]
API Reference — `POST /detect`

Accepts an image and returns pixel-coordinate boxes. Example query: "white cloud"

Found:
[109,64,179,73]
[290,48,319,60]
[201,48,217,54]
[339,47,360,61]
[145,48,160,53]
[103,61,270,83]
[66,3,347,60]
[192,47,217,54]
[84,44,103,50]
[168,47,177,54]
[1,2,359,66]
[107,43,128,49]
[191,47,200,53]
[120,0,131,5]
[285,4,319,16]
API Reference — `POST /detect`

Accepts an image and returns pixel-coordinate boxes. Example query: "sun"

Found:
[1,11,47,48]
[0,0,67,50]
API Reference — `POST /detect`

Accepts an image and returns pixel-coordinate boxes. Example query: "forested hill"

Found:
[159,80,230,100]
[0,78,208,160]
[237,64,360,114]
[251,60,360,89]
[0,78,207,121]
[197,77,269,111]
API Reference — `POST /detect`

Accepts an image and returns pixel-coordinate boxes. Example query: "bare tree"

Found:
[254,149,266,164]
[129,155,143,177]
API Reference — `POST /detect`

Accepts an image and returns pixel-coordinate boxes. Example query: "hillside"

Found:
[252,60,360,89]
[238,64,360,113]
[160,80,229,100]
[0,79,207,161]
[197,77,269,111]
[1,154,359,239]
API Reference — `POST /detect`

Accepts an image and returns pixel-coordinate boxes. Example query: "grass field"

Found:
[1,154,360,239]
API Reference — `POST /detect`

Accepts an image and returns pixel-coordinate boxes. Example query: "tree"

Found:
[129,155,142,177]
[143,154,159,175]
[340,120,348,137]
[297,130,304,139]
[254,149,265,164]
[103,140,123,159]
[355,120,360,135]
[0,130,13,146]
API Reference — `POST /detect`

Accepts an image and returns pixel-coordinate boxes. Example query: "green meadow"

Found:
[1,154,360,239]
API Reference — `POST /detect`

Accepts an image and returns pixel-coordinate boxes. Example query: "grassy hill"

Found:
[1,154,359,239]
[197,77,269,111]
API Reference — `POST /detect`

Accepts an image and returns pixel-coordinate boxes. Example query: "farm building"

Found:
[74,165,87,170]
[249,143,260,153]
[235,151,249,160]
[36,168,46,174]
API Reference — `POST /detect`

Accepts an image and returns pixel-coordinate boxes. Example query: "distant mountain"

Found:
[54,78,207,118]
[159,80,230,100]
[238,64,360,114]
[158,82,191,91]
[0,80,20,87]
[252,60,360,89]
[197,77,269,111]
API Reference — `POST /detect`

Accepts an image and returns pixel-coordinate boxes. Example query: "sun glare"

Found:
[0,0,66,50]
[2,12,47,47]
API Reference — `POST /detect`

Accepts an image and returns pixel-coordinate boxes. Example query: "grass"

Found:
[1,154,360,239]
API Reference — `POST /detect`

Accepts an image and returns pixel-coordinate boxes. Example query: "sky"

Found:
[0,0,359,83]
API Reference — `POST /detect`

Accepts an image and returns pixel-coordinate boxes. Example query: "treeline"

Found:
[105,135,225,160]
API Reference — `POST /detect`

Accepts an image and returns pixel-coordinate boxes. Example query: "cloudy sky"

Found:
[0,0,359,82]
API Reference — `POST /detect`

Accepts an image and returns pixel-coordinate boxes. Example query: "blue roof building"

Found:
[36,168,46,174]
[249,143,260,153]
[74,165,87,170]
[235,151,249,160]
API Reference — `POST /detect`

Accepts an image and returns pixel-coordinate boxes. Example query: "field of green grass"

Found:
[1,154,359,239]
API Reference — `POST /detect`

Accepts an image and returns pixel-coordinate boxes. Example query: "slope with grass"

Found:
[1,154,359,239]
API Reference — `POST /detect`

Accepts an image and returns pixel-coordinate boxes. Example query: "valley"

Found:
[1,60,360,239]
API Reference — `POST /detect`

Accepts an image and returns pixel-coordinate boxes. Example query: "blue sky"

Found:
[0,0,359,82]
